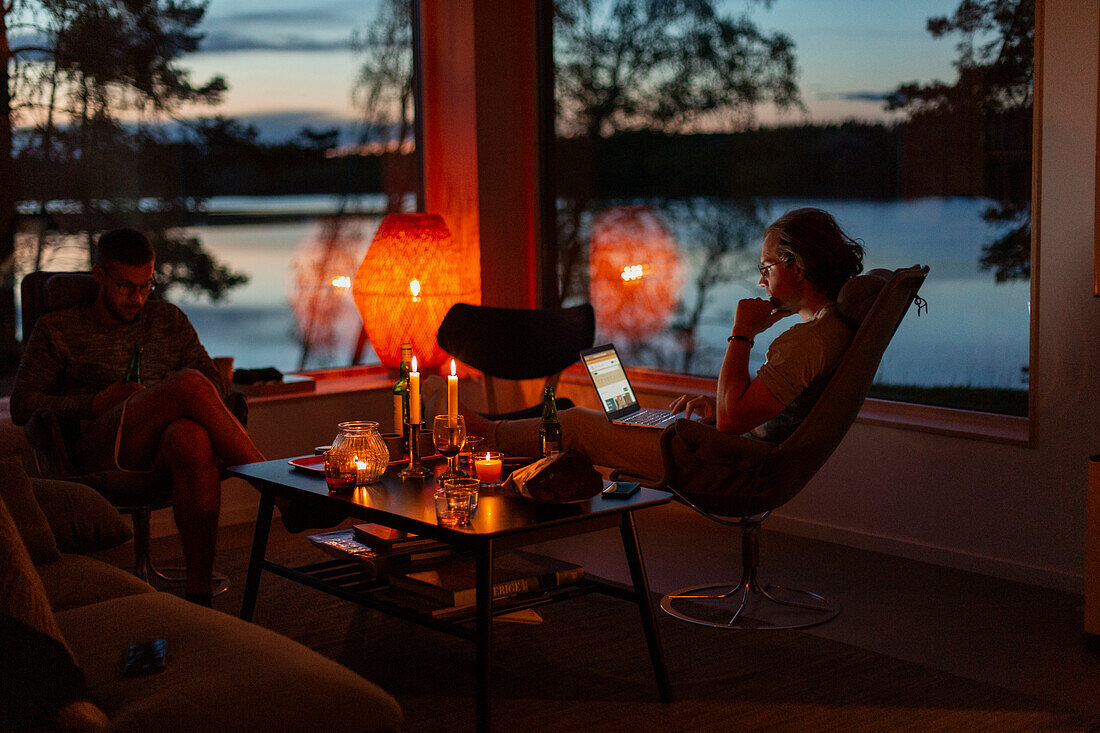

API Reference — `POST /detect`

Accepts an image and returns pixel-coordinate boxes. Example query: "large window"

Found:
[7,0,419,377]
[548,0,1033,416]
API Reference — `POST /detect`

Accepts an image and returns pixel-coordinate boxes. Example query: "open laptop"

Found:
[580,344,697,429]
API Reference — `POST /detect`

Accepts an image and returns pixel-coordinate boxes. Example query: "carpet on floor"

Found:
[186,530,1085,732]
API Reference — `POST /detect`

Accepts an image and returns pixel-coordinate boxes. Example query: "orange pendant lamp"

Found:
[589,205,683,341]
[352,213,472,370]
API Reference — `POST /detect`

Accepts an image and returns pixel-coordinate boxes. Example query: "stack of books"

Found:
[388,550,584,619]
[307,523,452,578]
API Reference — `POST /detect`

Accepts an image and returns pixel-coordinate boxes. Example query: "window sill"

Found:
[235,365,393,404]
[561,364,1031,447]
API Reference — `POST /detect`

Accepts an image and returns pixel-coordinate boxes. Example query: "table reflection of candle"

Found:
[474,452,502,485]
[409,356,421,424]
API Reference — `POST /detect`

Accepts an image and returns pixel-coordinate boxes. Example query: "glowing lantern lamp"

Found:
[589,206,683,340]
[352,213,471,370]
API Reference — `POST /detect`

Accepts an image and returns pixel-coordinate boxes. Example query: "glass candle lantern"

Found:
[325,421,389,488]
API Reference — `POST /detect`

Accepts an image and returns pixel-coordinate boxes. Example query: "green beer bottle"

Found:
[392,343,412,448]
[538,386,562,457]
[123,345,143,384]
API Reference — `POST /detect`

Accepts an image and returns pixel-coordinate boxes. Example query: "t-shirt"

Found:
[751,303,853,443]
[10,300,222,433]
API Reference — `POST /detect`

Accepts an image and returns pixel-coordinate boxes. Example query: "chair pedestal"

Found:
[659,521,839,630]
[126,506,229,596]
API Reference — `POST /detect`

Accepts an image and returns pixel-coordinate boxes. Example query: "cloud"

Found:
[818,91,890,103]
[198,31,350,54]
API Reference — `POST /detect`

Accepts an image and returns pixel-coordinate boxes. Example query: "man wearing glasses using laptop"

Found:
[11,228,263,607]
[463,208,865,482]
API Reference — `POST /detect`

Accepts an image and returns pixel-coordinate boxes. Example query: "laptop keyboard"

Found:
[629,409,675,426]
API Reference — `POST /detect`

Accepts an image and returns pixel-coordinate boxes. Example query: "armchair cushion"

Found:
[0,493,106,731]
[0,458,60,564]
[31,477,133,553]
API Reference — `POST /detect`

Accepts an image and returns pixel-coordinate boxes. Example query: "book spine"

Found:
[450,567,584,607]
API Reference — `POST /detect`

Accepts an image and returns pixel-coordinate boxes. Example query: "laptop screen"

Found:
[580,345,640,417]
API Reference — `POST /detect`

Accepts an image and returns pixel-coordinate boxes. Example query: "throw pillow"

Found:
[31,477,133,553]
[0,458,61,564]
[0,494,104,731]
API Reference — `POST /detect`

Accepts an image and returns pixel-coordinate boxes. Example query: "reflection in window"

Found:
[11,0,420,375]
[549,0,1032,416]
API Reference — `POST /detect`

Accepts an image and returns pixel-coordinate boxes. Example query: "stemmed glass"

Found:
[432,415,467,481]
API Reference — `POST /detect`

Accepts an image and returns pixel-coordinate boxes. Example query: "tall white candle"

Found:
[408,356,421,424]
[447,359,458,426]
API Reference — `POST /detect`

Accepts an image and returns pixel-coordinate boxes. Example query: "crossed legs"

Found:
[115,369,264,597]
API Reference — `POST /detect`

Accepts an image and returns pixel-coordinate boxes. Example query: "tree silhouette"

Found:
[887,0,1033,283]
[552,0,800,303]
[0,0,241,376]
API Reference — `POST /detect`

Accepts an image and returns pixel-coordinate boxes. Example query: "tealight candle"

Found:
[474,452,502,486]
[409,356,421,424]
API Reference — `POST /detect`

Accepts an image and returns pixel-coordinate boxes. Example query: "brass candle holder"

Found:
[399,421,432,479]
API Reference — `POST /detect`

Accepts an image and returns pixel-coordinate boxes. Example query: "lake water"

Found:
[20,194,1030,390]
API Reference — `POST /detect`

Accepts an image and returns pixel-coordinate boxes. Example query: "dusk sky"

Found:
[181,0,963,138]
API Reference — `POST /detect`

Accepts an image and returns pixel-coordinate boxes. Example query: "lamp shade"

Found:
[589,206,683,340]
[352,213,471,369]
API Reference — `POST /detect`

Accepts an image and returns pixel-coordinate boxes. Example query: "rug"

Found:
[197,533,1085,732]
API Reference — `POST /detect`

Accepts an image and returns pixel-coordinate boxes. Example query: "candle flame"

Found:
[620,264,645,281]
[411,355,418,373]
[484,452,491,461]
[331,275,351,289]
[409,279,421,298]
[450,359,456,377]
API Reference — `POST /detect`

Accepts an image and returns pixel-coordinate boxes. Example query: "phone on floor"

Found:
[122,639,167,676]
[601,481,640,499]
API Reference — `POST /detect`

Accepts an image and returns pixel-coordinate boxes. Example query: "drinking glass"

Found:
[435,477,479,526]
[432,415,467,480]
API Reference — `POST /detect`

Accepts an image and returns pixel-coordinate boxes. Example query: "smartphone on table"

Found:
[601,481,641,499]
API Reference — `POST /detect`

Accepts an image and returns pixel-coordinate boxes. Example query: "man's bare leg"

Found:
[155,419,220,599]
[116,369,263,470]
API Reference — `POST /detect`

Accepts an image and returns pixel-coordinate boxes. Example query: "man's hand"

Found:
[91,381,144,417]
[668,394,715,420]
[731,297,792,339]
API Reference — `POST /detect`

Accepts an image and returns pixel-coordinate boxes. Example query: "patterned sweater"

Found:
[10,300,223,430]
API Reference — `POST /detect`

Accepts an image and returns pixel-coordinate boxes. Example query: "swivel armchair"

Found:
[637,265,929,630]
[436,302,595,419]
[19,270,242,591]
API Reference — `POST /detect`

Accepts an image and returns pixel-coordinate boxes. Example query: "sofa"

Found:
[0,450,403,732]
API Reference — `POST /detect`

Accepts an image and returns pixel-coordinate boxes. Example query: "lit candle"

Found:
[447,359,458,426]
[409,356,421,424]
[474,452,502,485]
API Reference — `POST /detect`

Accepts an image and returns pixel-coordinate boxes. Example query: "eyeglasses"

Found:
[105,272,157,296]
[757,260,788,277]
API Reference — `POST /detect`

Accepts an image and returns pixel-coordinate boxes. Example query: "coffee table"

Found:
[228,457,673,732]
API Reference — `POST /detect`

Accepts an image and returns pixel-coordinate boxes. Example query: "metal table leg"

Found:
[620,510,672,702]
[475,538,495,732]
[241,490,275,621]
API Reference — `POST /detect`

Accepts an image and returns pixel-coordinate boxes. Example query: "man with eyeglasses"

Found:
[11,228,264,607]
[460,208,866,482]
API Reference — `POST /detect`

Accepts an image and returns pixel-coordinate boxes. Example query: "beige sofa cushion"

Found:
[0,494,107,731]
[0,458,60,564]
[58,593,403,733]
[31,477,133,553]
[38,554,154,612]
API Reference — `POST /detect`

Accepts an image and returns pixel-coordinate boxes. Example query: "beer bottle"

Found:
[538,386,562,457]
[392,343,412,448]
[123,345,143,384]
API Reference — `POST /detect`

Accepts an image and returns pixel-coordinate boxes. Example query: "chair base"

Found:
[128,506,229,596]
[133,553,230,596]
[660,581,840,630]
